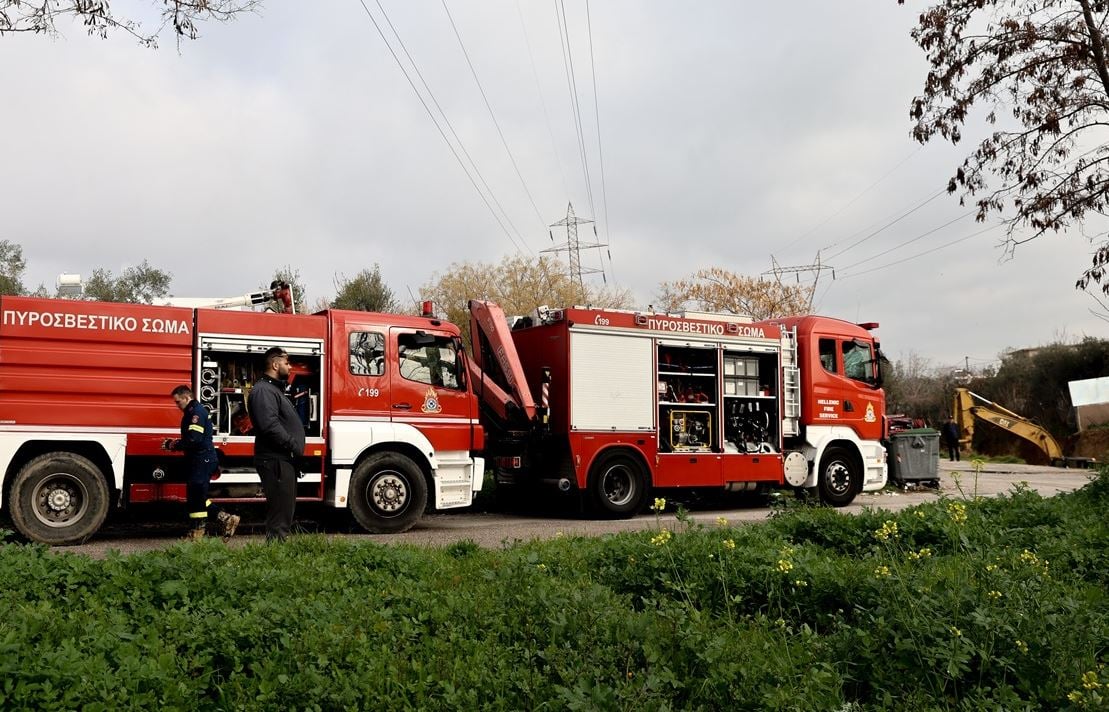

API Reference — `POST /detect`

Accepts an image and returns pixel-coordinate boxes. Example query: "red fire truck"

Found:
[0,293,484,544]
[0,292,885,545]
[468,301,887,515]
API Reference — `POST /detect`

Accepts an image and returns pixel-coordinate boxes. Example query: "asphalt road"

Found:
[40,460,1099,558]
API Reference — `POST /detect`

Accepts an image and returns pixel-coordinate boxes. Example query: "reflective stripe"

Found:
[392,416,474,425]
[188,511,208,519]
[189,424,205,433]
[205,499,212,507]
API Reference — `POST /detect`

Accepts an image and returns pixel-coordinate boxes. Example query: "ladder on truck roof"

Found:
[781,327,801,437]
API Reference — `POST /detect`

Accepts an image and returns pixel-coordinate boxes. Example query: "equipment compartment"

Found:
[197,341,324,439]
[657,343,718,452]
[722,350,780,453]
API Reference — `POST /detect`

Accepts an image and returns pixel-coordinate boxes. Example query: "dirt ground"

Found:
[1071,427,1109,461]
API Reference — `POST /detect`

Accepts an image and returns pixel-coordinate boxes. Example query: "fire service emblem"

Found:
[422,387,442,414]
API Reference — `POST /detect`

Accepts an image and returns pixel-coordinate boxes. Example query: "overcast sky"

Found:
[2,1,1105,368]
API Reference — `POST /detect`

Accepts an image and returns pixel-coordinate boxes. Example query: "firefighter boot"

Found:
[183,525,206,542]
[217,511,240,541]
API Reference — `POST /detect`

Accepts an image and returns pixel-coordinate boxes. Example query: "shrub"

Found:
[0,472,1106,709]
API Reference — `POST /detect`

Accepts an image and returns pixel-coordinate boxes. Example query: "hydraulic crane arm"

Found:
[953,388,1063,462]
[465,358,519,422]
[468,300,536,423]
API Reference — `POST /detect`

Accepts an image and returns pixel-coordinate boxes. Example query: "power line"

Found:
[837,222,1003,279]
[811,135,1109,302]
[354,0,532,254]
[555,0,597,221]
[584,0,614,285]
[515,0,570,200]
[827,139,1109,276]
[441,0,547,230]
[837,208,977,271]
[782,146,923,253]
[823,187,948,260]
[822,186,946,255]
[373,0,533,253]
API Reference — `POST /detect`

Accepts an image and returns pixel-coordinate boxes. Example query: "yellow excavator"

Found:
[952,388,1066,466]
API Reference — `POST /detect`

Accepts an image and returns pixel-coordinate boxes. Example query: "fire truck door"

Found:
[334,328,392,420]
[812,335,883,440]
[389,328,473,452]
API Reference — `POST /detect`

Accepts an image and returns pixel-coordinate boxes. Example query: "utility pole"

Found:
[763,252,833,312]
[542,202,608,303]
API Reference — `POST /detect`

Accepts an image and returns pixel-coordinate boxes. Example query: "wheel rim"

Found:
[600,463,636,507]
[365,469,410,518]
[31,472,89,528]
[824,459,852,496]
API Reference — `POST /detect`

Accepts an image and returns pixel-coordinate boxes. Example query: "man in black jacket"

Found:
[941,416,961,462]
[248,346,305,541]
[165,385,240,542]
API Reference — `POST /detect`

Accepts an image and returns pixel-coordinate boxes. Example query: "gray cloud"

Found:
[1,1,1103,367]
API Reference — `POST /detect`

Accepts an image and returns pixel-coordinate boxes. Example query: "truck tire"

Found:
[588,451,648,518]
[817,446,860,507]
[9,452,110,545]
[349,452,428,534]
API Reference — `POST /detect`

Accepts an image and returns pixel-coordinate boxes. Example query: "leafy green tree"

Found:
[331,266,398,313]
[83,260,172,304]
[0,240,27,296]
[900,0,1109,295]
[0,0,260,47]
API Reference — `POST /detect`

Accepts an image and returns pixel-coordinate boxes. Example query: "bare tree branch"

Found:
[0,0,261,47]
[902,0,1109,294]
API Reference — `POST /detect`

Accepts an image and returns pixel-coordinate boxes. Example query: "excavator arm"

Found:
[952,388,1063,463]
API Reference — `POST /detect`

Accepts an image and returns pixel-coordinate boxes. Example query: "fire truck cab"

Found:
[0,295,484,545]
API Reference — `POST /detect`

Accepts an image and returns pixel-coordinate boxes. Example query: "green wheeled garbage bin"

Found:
[887,428,941,486]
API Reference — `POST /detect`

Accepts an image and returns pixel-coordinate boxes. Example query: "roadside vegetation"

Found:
[1,470,1107,710]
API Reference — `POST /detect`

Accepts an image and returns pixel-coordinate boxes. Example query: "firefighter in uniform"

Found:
[165,385,240,541]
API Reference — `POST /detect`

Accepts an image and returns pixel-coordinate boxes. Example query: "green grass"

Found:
[1,471,1107,710]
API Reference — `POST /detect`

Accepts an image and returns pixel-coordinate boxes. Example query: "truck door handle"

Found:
[843,400,854,412]
[392,402,412,410]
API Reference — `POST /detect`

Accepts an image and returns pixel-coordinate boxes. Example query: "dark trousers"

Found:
[186,454,221,528]
[946,444,960,462]
[256,456,297,541]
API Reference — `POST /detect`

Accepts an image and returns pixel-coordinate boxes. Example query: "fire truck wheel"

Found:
[10,452,110,546]
[349,453,428,534]
[817,446,860,507]
[588,452,648,518]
